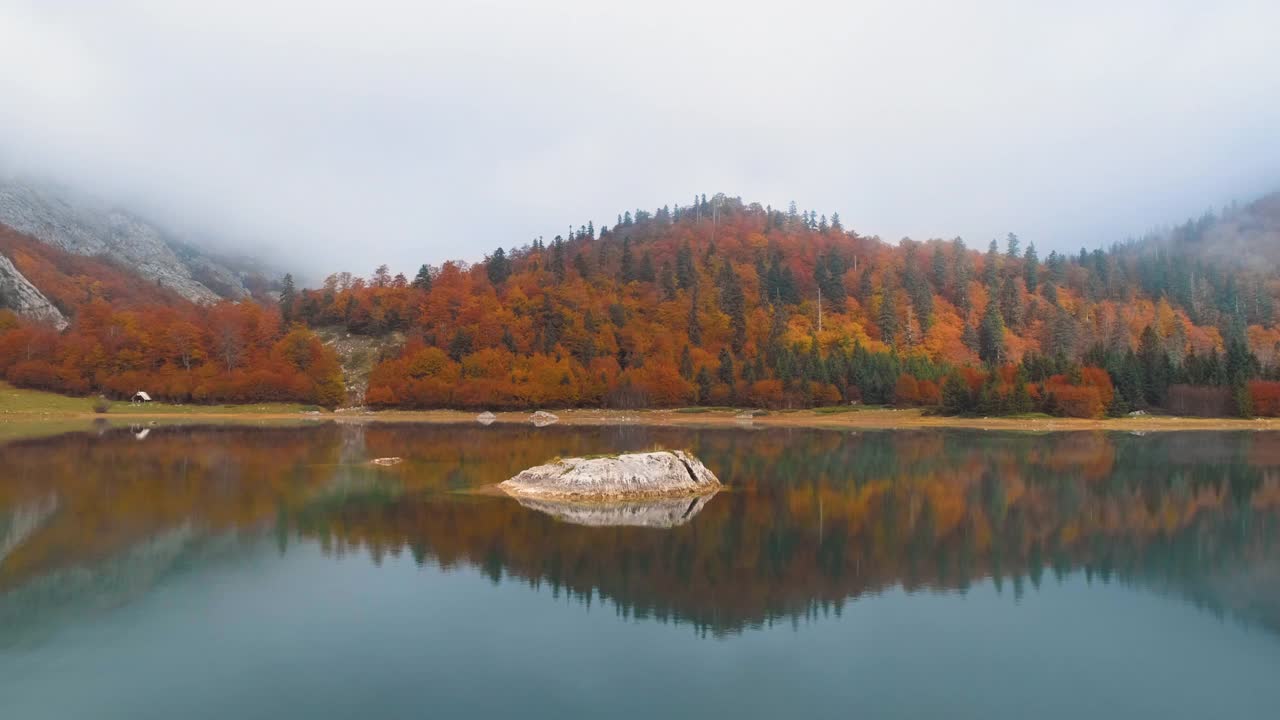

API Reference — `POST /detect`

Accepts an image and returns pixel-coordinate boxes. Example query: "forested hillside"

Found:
[3,193,1280,417]
[0,226,344,407]
[293,194,1280,416]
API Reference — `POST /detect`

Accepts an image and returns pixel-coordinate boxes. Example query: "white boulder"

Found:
[500,450,720,501]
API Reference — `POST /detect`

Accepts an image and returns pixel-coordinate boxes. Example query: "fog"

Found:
[2,0,1278,279]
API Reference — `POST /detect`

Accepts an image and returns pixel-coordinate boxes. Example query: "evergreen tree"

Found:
[878,283,897,346]
[279,273,296,324]
[688,286,703,346]
[979,300,1007,365]
[550,239,566,283]
[676,243,697,290]
[412,264,433,291]
[638,251,656,283]
[486,247,512,285]
[695,367,712,404]
[717,347,735,386]
[984,239,1001,288]
[1005,232,1020,259]
[999,275,1023,330]
[941,372,973,415]
[620,237,636,282]
[1023,242,1039,293]
[718,264,748,354]
[573,252,590,279]
[679,345,694,380]
[659,262,677,300]
[931,245,948,291]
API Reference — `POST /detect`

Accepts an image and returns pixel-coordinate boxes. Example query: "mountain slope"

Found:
[0,253,66,329]
[0,178,250,304]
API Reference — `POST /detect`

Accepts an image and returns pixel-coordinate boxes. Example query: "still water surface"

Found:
[2,423,1279,718]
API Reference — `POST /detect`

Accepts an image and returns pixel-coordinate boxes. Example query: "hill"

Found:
[289,195,1280,415]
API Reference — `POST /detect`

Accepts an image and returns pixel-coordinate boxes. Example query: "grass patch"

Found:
[0,382,322,418]
[674,406,738,414]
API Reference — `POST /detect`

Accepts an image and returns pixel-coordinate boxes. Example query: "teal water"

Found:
[1,425,1278,718]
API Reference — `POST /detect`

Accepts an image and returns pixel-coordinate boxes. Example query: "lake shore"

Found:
[4,380,1279,436]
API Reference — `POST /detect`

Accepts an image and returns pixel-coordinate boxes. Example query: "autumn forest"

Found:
[3,194,1280,418]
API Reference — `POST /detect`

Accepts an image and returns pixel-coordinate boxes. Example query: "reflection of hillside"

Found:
[2,425,1279,634]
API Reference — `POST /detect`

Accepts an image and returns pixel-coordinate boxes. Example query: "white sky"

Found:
[2,0,1278,279]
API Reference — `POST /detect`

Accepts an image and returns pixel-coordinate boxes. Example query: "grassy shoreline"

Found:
[3,382,1279,439]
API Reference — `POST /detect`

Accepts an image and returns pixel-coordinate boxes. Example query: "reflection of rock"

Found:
[513,493,715,528]
[529,411,559,427]
[370,457,403,466]
[477,411,496,425]
[500,450,720,500]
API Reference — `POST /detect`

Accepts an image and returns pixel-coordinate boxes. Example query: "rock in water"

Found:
[477,411,496,425]
[500,450,720,501]
[511,494,714,527]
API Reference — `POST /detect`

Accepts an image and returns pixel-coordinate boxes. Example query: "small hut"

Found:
[131,391,152,405]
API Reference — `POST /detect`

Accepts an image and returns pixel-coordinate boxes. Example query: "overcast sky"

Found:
[2,0,1278,280]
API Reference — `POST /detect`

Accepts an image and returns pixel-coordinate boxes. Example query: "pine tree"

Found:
[878,283,897,346]
[999,275,1023,330]
[679,345,694,379]
[550,239,566,283]
[941,372,972,415]
[659,262,677,300]
[931,245,948,292]
[573,252,590,280]
[638,251,656,283]
[717,347,735,386]
[279,273,296,324]
[1005,232,1020,260]
[676,243,697,290]
[979,300,1006,365]
[620,237,636,282]
[1023,242,1040,294]
[984,239,1001,288]
[718,264,747,354]
[486,247,512,285]
[412,265,433,291]
[695,367,712,404]
[688,286,703,346]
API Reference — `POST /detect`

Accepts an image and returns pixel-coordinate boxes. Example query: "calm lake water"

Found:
[2,422,1279,718]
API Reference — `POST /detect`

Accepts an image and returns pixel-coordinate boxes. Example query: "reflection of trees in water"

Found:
[2,425,1279,634]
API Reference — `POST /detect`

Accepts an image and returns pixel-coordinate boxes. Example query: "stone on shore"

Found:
[529,410,559,427]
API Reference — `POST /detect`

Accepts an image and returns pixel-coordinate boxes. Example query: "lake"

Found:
[2,422,1279,718]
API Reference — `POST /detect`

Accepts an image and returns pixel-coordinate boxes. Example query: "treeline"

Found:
[0,229,344,407]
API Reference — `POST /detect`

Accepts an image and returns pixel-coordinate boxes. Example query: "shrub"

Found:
[92,397,111,414]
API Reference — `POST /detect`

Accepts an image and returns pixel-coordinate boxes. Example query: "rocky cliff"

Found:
[0,252,67,328]
[0,178,250,304]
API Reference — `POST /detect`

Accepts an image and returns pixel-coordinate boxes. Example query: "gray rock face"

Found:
[0,252,68,328]
[500,450,721,501]
[0,178,249,304]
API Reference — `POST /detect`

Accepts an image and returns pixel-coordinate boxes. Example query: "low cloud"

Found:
[2,0,1278,280]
